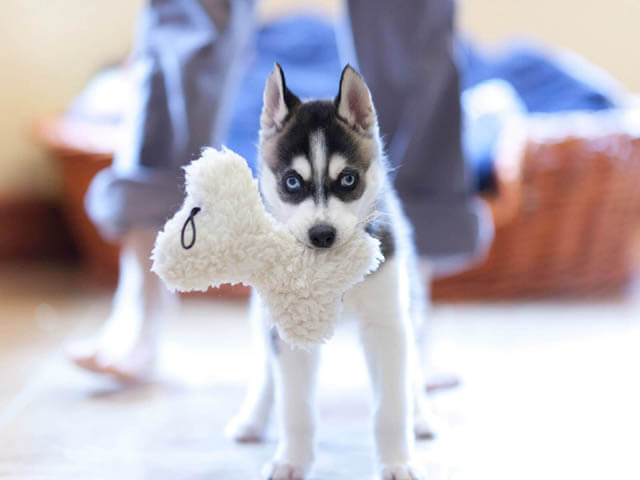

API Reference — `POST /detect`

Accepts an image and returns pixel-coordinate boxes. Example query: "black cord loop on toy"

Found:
[181,207,201,249]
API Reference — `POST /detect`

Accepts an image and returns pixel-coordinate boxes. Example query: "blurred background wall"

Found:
[458,0,640,92]
[0,0,144,200]
[0,0,638,200]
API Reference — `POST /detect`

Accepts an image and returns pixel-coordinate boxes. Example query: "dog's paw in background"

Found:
[413,415,437,440]
[224,412,269,443]
[262,461,308,480]
[412,402,444,440]
[379,464,426,480]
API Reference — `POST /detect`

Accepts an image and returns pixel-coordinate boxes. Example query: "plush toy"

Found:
[151,147,382,347]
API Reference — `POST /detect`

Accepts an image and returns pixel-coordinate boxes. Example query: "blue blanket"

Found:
[226,16,619,191]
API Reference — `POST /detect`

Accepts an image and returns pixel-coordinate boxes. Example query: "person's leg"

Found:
[344,0,488,448]
[69,0,256,380]
[344,0,489,260]
[67,229,174,381]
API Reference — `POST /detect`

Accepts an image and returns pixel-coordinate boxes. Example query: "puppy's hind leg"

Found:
[409,261,441,440]
[410,338,439,440]
[226,293,275,443]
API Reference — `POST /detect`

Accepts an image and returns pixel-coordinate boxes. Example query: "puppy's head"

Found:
[258,64,383,249]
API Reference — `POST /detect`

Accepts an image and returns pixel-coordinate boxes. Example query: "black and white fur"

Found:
[226,64,435,480]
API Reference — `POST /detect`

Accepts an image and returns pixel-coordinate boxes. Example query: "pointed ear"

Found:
[335,65,377,133]
[260,63,300,134]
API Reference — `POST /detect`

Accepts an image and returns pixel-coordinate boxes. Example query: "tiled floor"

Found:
[1,265,639,479]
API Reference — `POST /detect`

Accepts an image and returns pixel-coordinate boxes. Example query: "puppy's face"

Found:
[258,64,382,249]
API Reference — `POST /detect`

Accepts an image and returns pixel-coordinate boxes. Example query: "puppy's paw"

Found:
[224,414,267,443]
[379,464,425,480]
[262,461,307,480]
[413,414,437,440]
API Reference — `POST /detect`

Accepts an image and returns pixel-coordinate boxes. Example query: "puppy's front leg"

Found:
[354,262,424,480]
[263,334,320,480]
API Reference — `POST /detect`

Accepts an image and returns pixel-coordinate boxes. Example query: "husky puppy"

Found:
[226,64,435,480]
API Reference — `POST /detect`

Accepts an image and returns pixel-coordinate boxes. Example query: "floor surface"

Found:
[1,265,639,479]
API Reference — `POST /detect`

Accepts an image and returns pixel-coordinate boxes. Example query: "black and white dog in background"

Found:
[225,64,437,480]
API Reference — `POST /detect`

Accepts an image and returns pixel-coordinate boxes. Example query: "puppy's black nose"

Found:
[308,224,336,248]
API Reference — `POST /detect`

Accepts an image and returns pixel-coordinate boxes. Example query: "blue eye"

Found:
[284,174,302,193]
[339,172,358,189]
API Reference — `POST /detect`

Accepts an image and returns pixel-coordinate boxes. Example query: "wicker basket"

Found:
[432,109,640,300]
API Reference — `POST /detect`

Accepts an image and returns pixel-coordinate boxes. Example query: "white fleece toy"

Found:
[151,147,382,347]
